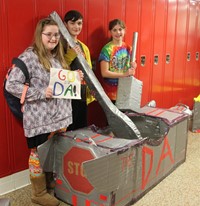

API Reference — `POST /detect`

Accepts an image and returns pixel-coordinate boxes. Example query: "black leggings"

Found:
[26,133,50,149]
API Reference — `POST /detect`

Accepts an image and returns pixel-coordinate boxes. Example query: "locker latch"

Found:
[141,56,146,66]
[166,54,170,64]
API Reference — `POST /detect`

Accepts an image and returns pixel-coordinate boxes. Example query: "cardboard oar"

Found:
[50,11,142,140]
[131,32,138,62]
[116,32,143,112]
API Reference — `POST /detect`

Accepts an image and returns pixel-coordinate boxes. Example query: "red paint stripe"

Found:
[72,195,77,206]
[91,134,101,139]
[85,199,91,206]
[99,194,107,201]
[75,134,101,143]
[56,179,62,185]
[145,108,159,114]
[95,136,113,144]
[146,109,165,117]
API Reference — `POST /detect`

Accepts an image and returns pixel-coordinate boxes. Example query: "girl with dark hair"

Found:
[99,19,137,102]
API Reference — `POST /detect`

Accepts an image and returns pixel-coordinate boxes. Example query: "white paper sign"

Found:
[49,68,81,99]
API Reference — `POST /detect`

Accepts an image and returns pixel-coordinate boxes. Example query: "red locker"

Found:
[1,0,200,179]
[125,0,140,59]
[151,0,167,107]
[172,0,188,106]
[87,0,109,127]
[194,2,200,97]
[138,0,155,106]
[184,1,199,108]
[163,0,178,108]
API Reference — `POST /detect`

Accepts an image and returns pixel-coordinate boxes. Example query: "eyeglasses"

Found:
[42,32,61,39]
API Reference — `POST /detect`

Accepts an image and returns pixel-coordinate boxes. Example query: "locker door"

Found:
[87,0,109,126]
[173,0,188,105]
[151,0,167,107]
[0,0,11,178]
[194,2,200,97]
[108,0,125,20]
[6,0,34,174]
[138,0,155,106]
[125,0,140,62]
[184,1,199,108]
[35,0,62,20]
[163,0,178,108]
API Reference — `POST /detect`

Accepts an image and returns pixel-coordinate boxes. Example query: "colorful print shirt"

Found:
[6,47,72,137]
[99,41,132,100]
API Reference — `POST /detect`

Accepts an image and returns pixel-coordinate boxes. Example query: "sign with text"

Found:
[49,68,81,99]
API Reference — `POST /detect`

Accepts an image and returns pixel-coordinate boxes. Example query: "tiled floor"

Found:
[0,131,200,206]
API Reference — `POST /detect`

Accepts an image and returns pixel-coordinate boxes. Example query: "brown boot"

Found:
[30,174,59,206]
[45,172,56,190]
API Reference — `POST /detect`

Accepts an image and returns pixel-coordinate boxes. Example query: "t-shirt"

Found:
[99,41,132,100]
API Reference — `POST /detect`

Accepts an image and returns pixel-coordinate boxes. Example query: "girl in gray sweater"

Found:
[6,17,83,206]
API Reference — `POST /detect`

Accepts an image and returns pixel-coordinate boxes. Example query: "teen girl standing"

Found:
[99,19,137,102]
[6,18,83,206]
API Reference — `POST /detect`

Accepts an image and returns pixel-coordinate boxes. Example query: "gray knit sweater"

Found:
[6,47,72,137]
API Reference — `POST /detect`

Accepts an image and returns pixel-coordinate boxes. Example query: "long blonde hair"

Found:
[32,18,68,71]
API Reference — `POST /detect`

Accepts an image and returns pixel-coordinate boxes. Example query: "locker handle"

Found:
[166,54,170,64]
[154,55,159,65]
[196,52,199,61]
[141,56,146,66]
[187,52,191,61]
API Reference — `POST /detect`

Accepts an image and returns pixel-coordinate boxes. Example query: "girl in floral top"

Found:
[6,18,83,206]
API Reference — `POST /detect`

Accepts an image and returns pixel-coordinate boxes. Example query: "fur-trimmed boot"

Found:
[45,172,56,195]
[30,174,59,206]
[45,172,56,190]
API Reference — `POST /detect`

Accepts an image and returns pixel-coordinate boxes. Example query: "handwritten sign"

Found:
[49,68,81,99]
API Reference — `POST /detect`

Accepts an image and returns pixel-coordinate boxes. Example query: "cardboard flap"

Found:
[116,76,143,112]
[136,106,188,125]
[83,152,121,192]
[83,145,136,193]
[37,137,55,172]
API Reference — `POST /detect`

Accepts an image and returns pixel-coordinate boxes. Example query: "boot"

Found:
[45,172,56,195]
[30,174,59,206]
[45,172,56,190]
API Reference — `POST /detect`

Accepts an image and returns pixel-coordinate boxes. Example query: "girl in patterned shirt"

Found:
[99,19,137,101]
[6,18,83,206]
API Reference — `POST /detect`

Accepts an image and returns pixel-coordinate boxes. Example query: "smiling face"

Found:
[65,19,83,40]
[110,23,126,44]
[41,25,60,52]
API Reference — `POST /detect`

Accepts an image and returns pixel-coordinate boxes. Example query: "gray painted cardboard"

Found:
[51,128,144,206]
[115,76,143,112]
[192,102,200,132]
[38,111,188,206]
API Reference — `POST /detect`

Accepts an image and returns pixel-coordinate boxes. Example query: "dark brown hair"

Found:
[109,19,126,30]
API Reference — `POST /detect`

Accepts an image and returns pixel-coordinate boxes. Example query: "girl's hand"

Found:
[45,87,53,98]
[130,61,137,69]
[125,68,135,77]
[77,69,84,81]
[130,61,137,76]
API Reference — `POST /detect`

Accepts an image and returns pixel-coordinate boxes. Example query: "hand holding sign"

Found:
[49,68,81,99]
